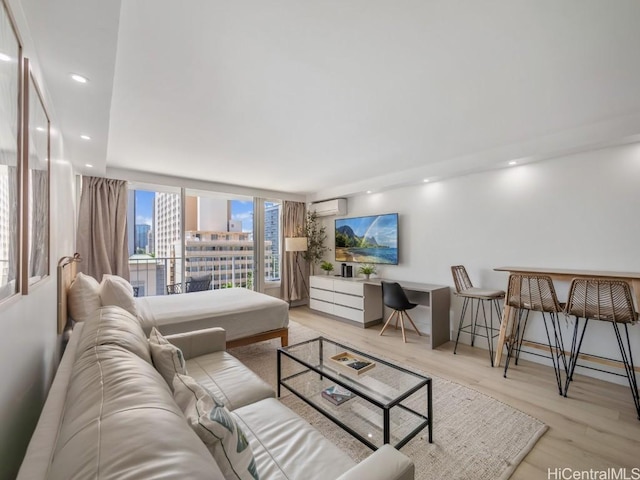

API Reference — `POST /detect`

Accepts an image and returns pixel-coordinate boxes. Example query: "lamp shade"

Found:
[285,237,308,252]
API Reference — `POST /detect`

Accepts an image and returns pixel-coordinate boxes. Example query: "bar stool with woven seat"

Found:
[563,278,639,420]
[503,274,567,395]
[379,281,422,343]
[451,266,505,366]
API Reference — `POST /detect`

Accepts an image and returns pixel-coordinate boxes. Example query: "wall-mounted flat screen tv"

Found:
[335,213,398,265]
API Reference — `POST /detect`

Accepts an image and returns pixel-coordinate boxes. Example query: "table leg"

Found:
[494,304,513,367]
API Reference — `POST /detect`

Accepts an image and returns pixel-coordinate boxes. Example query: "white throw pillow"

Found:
[100,274,138,317]
[173,374,259,480]
[67,272,101,321]
[149,327,187,389]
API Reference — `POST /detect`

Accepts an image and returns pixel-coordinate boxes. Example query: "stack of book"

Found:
[321,385,354,405]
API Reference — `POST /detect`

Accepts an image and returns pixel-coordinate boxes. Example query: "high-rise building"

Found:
[183,230,272,290]
[135,224,151,253]
[154,192,181,259]
[264,202,280,256]
[0,169,11,286]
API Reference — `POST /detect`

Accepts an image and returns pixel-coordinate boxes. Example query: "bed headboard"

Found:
[57,254,81,333]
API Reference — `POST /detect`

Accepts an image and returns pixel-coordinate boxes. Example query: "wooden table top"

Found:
[494,266,640,281]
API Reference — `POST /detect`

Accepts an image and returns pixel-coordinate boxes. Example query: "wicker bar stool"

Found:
[451,266,505,366]
[563,278,639,419]
[503,274,567,395]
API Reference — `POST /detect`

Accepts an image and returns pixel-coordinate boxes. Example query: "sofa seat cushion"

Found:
[186,351,274,410]
[48,340,224,479]
[233,398,356,480]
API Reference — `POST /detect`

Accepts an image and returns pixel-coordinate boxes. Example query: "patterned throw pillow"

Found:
[173,374,259,480]
[148,327,187,389]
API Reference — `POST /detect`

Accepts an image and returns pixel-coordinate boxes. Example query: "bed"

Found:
[58,255,289,348]
[135,287,289,348]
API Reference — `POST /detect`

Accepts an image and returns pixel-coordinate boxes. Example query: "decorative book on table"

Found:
[322,385,354,405]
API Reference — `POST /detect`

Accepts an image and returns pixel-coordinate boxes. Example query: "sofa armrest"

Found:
[335,445,414,480]
[165,327,226,359]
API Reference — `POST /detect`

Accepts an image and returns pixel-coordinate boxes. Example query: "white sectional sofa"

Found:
[17,305,415,480]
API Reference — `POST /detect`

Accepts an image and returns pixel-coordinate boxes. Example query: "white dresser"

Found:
[309,275,383,326]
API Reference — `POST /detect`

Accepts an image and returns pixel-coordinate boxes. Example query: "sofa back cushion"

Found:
[48,329,224,479]
[77,305,152,364]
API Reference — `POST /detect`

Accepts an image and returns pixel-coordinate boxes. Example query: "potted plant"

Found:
[320,261,334,275]
[358,264,377,280]
[302,210,328,275]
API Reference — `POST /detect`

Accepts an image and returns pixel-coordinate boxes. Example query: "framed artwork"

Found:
[0,0,22,302]
[21,57,50,293]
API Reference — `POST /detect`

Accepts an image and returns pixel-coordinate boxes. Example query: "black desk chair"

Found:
[379,281,422,343]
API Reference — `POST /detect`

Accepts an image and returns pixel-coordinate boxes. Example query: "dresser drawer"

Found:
[334,292,364,310]
[333,279,364,296]
[334,304,364,323]
[310,276,334,291]
[310,298,334,315]
[310,287,333,303]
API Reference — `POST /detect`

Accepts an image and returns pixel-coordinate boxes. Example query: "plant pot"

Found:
[364,274,371,280]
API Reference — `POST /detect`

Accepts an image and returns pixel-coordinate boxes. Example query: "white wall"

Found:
[0,2,77,478]
[321,142,640,384]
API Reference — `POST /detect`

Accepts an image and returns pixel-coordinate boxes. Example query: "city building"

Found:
[135,224,150,253]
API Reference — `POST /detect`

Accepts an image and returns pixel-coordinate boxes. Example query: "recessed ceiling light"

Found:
[36,127,45,132]
[366,190,372,194]
[80,135,91,140]
[508,161,517,166]
[423,178,430,183]
[71,73,88,84]
[85,164,93,168]
[0,53,11,62]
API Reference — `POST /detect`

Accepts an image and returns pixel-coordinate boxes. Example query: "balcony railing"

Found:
[128,254,280,297]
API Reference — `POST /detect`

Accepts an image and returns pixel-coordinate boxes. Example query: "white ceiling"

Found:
[14,0,640,200]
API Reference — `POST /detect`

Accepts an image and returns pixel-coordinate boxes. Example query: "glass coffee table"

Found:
[277,336,432,450]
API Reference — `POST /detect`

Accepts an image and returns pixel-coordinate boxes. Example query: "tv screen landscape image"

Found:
[335,213,399,265]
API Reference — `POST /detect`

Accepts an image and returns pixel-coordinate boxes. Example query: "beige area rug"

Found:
[228,321,547,480]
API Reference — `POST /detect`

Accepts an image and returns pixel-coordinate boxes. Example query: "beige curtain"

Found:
[77,176,130,280]
[281,201,307,302]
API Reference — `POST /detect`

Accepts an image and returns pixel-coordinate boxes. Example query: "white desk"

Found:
[365,279,451,349]
[309,276,451,349]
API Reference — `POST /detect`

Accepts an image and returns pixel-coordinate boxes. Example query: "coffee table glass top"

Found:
[278,336,432,449]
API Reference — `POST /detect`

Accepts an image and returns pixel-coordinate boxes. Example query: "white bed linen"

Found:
[135,288,289,340]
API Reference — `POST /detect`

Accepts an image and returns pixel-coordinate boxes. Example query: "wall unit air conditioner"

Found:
[309,198,347,217]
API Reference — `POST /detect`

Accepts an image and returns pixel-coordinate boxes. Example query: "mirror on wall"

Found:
[0,0,21,302]
[23,58,50,292]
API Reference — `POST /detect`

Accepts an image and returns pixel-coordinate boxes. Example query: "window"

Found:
[126,184,283,296]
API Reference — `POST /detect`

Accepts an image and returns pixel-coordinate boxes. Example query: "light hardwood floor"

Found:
[289,307,640,479]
